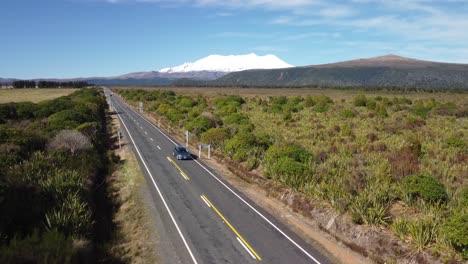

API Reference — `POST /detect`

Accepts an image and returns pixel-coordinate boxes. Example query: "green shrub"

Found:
[376,104,388,117]
[354,94,368,107]
[444,210,468,259]
[201,127,229,149]
[15,102,39,119]
[313,101,329,113]
[178,98,195,108]
[366,99,377,110]
[0,103,17,120]
[225,131,257,161]
[402,174,448,203]
[271,157,309,189]
[0,230,75,264]
[412,101,432,117]
[446,136,465,149]
[48,110,90,130]
[339,109,356,118]
[265,144,312,165]
[223,113,250,126]
[185,116,214,136]
[34,98,75,118]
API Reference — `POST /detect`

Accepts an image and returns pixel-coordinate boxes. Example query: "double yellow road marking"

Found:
[200,194,262,261]
[167,157,190,181]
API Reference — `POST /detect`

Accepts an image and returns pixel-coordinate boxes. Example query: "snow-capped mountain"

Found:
[159,53,293,73]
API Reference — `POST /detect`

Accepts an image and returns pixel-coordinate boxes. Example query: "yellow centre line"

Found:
[167,156,190,180]
[201,194,262,261]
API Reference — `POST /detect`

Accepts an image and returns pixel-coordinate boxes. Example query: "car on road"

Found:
[173,146,192,160]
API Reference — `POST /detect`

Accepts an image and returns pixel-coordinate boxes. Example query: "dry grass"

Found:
[0,88,76,103]
[108,113,158,263]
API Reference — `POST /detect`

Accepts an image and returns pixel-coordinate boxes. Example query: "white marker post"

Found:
[139,102,143,113]
[185,130,190,147]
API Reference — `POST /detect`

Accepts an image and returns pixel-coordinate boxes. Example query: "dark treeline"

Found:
[12,80,92,89]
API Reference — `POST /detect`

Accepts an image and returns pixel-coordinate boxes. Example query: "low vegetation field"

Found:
[116,87,467,262]
[0,88,76,103]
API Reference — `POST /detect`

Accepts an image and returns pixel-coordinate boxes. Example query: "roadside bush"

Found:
[15,102,39,119]
[48,110,90,130]
[34,98,75,118]
[185,116,214,136]
[178,98,196,108]
[271,157,310,189]
[264,144,313,180]
[402,173,448,203]
[225,131,257,161]
[0,230,75,264]
[201,127,229,149]
[0,103,17,120]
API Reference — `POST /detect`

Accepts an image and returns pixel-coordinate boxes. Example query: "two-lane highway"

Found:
[106,89,332,264]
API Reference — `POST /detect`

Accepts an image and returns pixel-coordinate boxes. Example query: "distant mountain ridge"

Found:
[206,55,468,89]
[0,53,293,86]
[3,54,468,89]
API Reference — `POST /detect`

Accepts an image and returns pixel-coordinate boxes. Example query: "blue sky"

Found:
[1,0,468,79]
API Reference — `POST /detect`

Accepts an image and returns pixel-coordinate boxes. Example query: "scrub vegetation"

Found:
[0,89,112,262]
[117,88,467,262]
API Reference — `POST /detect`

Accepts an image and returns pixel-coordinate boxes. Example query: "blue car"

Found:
[173,146,192,160]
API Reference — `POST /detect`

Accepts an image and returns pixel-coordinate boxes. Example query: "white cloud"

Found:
[319,6,355,17]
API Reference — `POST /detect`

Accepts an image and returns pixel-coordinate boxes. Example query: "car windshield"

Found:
[176,147,188,153]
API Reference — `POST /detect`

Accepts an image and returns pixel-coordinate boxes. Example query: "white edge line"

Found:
[237,237,256,260]
[111,99,198,264]
[114,92,322,264]
[200,196,211,208]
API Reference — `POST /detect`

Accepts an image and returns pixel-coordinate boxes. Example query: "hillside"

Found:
[208,55,468,89]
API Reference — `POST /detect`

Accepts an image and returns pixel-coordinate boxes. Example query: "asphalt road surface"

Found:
[106,88,332,264]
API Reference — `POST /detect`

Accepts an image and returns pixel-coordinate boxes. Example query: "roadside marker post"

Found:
[139,101,143,113]
[185,130,190,147]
